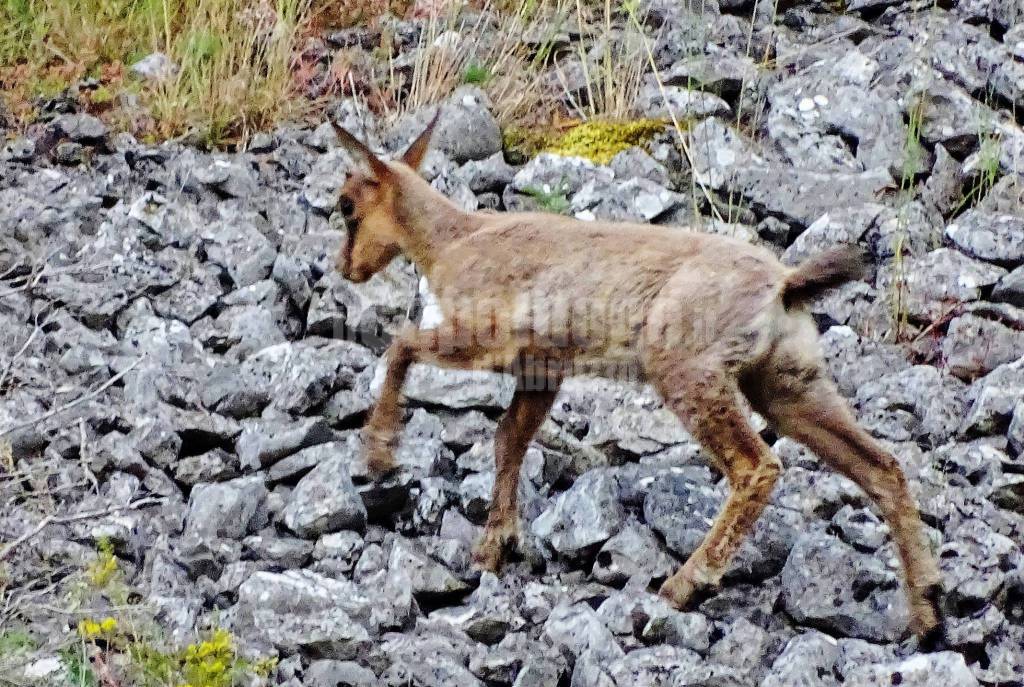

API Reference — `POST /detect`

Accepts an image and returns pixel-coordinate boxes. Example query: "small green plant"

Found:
[32,74,73,98]
[521,180,572,214]
[60,646,99,687]
[88,84,116,105]
[86,537,120,588]
[901,96,927,193]
[184,29,224,63]
[953,134,1002,214]
[181,629,237,687]
[67,622,278,687]
[125,629,277,687]
[0,629,37,654]
[129,639,181,685]
[975,135,1001,191]
[463,63,491,85]
[70,536,131,608]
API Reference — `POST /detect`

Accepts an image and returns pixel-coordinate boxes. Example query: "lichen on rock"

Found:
[545,119,670,165]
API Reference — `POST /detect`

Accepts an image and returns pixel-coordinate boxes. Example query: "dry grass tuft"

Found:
[314,0,414,27]
[147,0,314,145]
[559,0,647,121]
[1,0,316,146]
[0,0,678,147]
[368,0,570,128]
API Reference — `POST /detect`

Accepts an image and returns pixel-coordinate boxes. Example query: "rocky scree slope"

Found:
[2,1,1024,685]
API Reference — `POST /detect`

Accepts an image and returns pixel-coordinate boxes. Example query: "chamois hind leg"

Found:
[363,323,488,476]
[473,380,560,572]
[757,375,945,642]
[647,358,782,608]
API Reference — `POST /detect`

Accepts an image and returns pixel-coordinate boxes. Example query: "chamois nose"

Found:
[337,255,367,282]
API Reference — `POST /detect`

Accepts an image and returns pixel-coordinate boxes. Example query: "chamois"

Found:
[330,113,947,647]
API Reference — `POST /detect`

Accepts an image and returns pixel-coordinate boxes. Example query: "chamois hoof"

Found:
[365,452,398,480]
[472,524,518,573]
[658,569,715,610]
[915,583,952,653]
[917,622,951,653]
[362,431,399,479]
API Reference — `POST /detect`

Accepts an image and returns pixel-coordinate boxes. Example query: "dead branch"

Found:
[0,312,47,393]
[0,496,163,562]
[0,260,111,300]
[0,358,142,440]
[79,418,99,494]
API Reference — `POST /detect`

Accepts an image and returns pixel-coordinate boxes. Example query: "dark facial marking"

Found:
[339,195,355,217]
[342,221,356,272]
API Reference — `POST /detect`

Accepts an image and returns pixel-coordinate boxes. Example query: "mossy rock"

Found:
[502,126,556,165]
[546,119,669,165]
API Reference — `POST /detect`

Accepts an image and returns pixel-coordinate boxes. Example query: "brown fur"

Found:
[331,117,945,642]
[783,245,868,306]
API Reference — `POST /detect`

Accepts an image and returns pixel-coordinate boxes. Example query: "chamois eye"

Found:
[338,195,355,217]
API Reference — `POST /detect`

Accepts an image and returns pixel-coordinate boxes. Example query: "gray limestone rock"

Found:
[876,248,1006,321]
[282,452,367,537]
[592,520,677,585]
[761,631,841,687]
[185,476,269,540]
[532,471,626,557]
[780,529,909,642]
[993,266,1024,308]
[843,652,979,687]
[389,86,501,164]
[946,210,1024,267]
[942,314,1024,381]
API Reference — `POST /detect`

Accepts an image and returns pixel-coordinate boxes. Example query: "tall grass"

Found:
[0,0,165,69]
[147,0,313,144]
[1,0,313,146]
[561,0,646,121]
[373,0,567,127]
[0,0,714,146]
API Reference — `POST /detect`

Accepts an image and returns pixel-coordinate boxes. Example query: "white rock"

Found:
[130,52,177,81]
[23,657,63,680]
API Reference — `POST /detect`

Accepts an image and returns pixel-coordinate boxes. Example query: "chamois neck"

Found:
[392,172,483,275]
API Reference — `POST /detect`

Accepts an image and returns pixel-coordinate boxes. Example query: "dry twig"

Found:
[0,312,47,393]
[0,358,141,441]
[0,496,163,562]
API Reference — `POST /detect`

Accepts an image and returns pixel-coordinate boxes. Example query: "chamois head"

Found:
[331,111,439,283]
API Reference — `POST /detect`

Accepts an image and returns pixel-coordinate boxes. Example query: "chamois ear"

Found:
[401,108,441,171]
[331,122,391,181]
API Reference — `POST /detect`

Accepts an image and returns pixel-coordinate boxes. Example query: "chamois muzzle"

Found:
[336,232,370,283]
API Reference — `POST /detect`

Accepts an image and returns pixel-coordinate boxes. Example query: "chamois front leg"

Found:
[362,323,481,477]
[473,382,560,572]
[362,336,416,477]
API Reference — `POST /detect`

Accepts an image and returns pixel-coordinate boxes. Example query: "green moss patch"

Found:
[503,126,556,165]
[546,119,668,165]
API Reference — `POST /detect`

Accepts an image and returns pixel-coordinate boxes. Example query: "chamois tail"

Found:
[782,245,867,307]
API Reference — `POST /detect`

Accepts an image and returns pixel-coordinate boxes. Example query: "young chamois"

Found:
[331,113,947,647]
